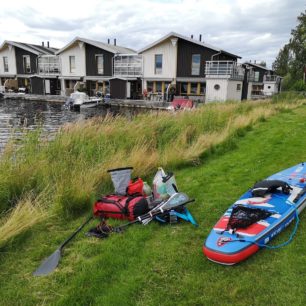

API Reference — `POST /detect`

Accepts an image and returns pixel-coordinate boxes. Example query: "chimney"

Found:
[47,41,50,48]
[108,38,110,44]
[114,38,116,46]
[191,34,193,39]
[254,60,256,64]
[199,34,202,42]
[42,41,44,47]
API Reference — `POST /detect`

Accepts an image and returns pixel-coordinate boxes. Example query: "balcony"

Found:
[264,75,280,83]
[38,56,61,76]
[113,55,143,78]
[205,61,244,80]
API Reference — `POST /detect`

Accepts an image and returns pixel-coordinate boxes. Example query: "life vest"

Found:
[93,195,149,221]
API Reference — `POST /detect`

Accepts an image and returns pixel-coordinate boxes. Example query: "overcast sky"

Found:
[0,0,305,67]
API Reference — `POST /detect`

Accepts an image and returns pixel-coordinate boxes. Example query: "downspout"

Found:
[211,51,222,61]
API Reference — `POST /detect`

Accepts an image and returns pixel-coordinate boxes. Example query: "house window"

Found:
[23,55,31,73]
[147,81,153,92]
[190,83,198,94]
[200,83,206,95]
[191,54,201,75]
[155,54,162,74]
[69,56,76,73]
[96,55,104,75]
[180,82,188,94]
[3,57,8,72]
[237,84,241,91]
[254,71,259,82]
[155,81,162,93]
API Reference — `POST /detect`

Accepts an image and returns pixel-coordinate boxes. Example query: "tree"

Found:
[272,44,290,76]
[273,10,306,82]
[258,61,267,67]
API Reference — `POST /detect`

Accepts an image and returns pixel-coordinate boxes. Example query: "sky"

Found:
[0,0,305,68]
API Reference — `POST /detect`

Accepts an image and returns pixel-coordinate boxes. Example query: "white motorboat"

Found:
[65,92,102,111]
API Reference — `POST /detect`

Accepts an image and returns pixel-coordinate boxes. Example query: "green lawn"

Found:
[1,104,306,305]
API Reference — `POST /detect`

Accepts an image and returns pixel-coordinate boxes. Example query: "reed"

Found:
[0,98,304,243]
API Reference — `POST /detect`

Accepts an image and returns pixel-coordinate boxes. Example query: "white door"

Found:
[45,79,51,94]
[126,82,131,98]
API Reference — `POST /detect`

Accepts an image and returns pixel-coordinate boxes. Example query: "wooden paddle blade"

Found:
[33,249,61,276]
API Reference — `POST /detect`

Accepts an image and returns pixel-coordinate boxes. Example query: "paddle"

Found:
[114,192,194,232]
[33,215,93,276]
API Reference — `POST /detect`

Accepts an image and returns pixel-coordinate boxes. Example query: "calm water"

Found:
[0,99,148,152]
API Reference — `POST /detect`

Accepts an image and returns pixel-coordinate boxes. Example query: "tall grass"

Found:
[0,98,304,243]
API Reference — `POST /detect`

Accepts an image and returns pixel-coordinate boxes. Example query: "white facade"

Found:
[206,79,243,102]
[141,38,177,89]
[263,82,279,96]
[0,45,17,76]
[59,41,86,78]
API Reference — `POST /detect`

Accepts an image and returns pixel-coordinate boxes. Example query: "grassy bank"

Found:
[1,96,306,305]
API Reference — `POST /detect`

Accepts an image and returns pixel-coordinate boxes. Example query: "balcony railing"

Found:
[38,56,61,75]
[264,75,280,82]
[205,61,244,80]
[113,55,143,78]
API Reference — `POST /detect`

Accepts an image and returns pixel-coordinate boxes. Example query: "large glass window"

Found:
[190,83,198,94]
[23,55,31,73]
[155,54,162,74]
[254,71,259,82]
[147,81,153,92]
[191,54,201,75]
[200,82,206,95]
[155,81,162,93]
[180,82,188,94]
[96,55,104,75]
[3,57,8,72]
[69,56,76,73]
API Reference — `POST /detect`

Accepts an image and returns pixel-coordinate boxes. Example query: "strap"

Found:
[226,209,299,249]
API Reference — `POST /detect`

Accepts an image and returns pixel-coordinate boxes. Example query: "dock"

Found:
[2,94,171,110]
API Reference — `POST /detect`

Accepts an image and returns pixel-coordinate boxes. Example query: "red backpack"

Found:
[93,194,149,221]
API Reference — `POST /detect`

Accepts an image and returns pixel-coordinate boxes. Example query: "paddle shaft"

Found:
[60,215,93,250]
[115,199,195,231]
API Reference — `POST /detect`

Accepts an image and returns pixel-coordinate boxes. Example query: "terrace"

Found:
[113,54,143,78]
[205,61,244,80]
[38,55,60,76]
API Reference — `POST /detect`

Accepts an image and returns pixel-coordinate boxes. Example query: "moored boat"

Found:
[64,91,102,111]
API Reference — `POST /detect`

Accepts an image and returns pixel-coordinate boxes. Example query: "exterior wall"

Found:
[0,45,17,75]
[85,43,113,77]
[206,79,242,102]
[176,39,236,78]
[110,78,127,99]
[263,82,278,96]
[205,79,229,102]
[141,38,177,80]
[226,80,243,101]
[59,42,86,77]
[15,47,37,74]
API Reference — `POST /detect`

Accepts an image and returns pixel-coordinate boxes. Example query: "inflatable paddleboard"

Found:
[203,162,306,265]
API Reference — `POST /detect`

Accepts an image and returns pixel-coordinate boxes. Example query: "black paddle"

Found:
[33,215,93,276]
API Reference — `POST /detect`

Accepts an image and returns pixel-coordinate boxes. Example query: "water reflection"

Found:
[0,99,150,152]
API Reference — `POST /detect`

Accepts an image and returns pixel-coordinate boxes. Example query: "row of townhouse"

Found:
[0,32,282,102]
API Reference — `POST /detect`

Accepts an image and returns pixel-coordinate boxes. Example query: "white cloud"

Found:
[0,0,304,67]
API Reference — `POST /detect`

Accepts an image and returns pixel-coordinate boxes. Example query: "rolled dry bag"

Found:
[93,195,149,221]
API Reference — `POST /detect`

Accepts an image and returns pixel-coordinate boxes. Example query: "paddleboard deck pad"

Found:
[203,162,306,265]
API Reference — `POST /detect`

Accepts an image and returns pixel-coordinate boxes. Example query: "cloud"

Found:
[0,0,305,67]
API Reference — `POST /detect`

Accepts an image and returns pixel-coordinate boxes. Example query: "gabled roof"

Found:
[138,31,241,59]
[244,62,272,72]
[0,40,57,55]
[56,37,136,55]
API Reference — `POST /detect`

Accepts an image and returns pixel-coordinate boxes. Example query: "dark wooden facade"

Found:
[15,47,37,74]
[30,77,61,95]
[110,78,126,99]
[176,38,237,78]
[85,43,113,76]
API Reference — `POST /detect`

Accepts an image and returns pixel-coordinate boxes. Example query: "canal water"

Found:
[0,99,148,152]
